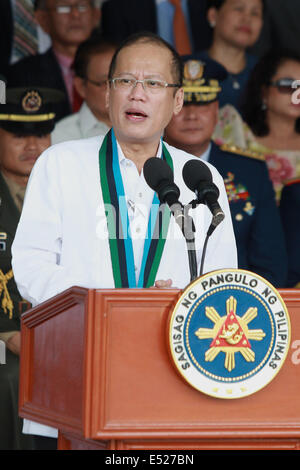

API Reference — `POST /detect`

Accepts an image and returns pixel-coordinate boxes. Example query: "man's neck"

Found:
[1,169,28,188]
[116,137,161,174]
[52,40,78,60]
[169,140,210,159]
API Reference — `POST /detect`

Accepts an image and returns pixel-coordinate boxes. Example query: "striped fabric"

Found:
[12,0,38,61]
[99,129,173,288]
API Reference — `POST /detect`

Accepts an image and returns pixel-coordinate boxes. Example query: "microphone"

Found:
[143,157,184,228]
[143,157,198,281]
[182,159,225,231]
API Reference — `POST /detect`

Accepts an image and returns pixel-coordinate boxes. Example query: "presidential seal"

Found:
[168,269,291,399]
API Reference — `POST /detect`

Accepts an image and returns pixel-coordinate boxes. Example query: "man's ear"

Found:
[73,77,86,100]
[173,87,184,116]
[207,7,218,28]
[212,100,219,127]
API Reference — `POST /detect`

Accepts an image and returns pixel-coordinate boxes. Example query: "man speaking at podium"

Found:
[12,31,237,301]
[11,32,237,440]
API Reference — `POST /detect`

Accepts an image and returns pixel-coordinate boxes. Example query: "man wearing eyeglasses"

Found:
[6,0,101,122]
[12,33,237,442]
[52,32,117,144]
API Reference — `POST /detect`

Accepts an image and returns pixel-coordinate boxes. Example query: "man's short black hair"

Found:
[73,31,118,78]
[34,0,96,9]
[108,31,183,86]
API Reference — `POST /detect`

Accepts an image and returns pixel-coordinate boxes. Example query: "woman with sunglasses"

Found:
[203,0,264,111]
[214,49,300,201]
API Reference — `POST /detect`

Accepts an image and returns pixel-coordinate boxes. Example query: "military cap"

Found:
[181,53,227,104]
[0,87,64,135]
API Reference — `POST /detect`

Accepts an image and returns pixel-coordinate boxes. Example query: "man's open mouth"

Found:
[126,110,148,119]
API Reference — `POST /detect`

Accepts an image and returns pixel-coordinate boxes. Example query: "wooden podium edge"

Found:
[18,287,300,441]
[19,286,90,434]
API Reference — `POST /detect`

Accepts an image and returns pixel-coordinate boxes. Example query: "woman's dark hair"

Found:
[206,0,266,12]
[241,49,300,136]
[108,31,183,86]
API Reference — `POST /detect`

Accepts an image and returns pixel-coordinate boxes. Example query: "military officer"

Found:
[165,54,288,287]
[0,86,62,450]
[280,178,300,288]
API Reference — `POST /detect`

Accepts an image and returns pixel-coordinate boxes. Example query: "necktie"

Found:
[12,0,38,61]
[72,84,83,112]
[169,0,192,55]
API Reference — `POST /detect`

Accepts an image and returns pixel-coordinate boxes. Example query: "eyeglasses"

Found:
[85,77,107,88]
[48,1,92,14]
[270,78,299,94]
[109,77,181,94]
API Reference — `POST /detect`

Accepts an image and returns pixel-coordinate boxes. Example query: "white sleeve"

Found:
[11,148,78,307]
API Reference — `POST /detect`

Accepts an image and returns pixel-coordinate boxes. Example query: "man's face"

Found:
[0,129,51,180]
[106,42,184,147]
[165,101,219,155]
[75,48,116,124]
[36,0,99,47]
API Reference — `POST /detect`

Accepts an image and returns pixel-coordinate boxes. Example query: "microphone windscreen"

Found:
[143,157,173,191]
[182,159,212,192]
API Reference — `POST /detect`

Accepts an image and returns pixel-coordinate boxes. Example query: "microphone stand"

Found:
[183,206,198,283]
[171,203,198,282]
[189,199,223,277]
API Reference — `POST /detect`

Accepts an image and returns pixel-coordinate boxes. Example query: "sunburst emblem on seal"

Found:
[195,296,266,372]
[168,269,291,399]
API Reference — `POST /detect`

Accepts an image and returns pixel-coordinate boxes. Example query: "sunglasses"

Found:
[270,78,299,94]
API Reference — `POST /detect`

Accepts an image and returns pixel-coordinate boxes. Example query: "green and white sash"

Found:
[98,128,174,288]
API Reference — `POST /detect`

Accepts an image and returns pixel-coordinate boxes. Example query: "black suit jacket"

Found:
[6,47,71,121]
[0,0,13,76]
[101,0,212,52]
[208,142,287,287]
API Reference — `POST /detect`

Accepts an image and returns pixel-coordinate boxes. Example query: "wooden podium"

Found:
[19,287,300,450]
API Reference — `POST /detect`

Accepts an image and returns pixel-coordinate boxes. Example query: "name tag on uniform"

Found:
[0,232,7,252]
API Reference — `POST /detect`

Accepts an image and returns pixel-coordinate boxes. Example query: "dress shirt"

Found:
[51,101,110,144]
[155,0,192,49]
[118,140,162,282]
[199,143,211,162]
[53,49,74,107]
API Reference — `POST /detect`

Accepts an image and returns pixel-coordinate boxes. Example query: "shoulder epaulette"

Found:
[283,177,300,187]
[220,143,265,161]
